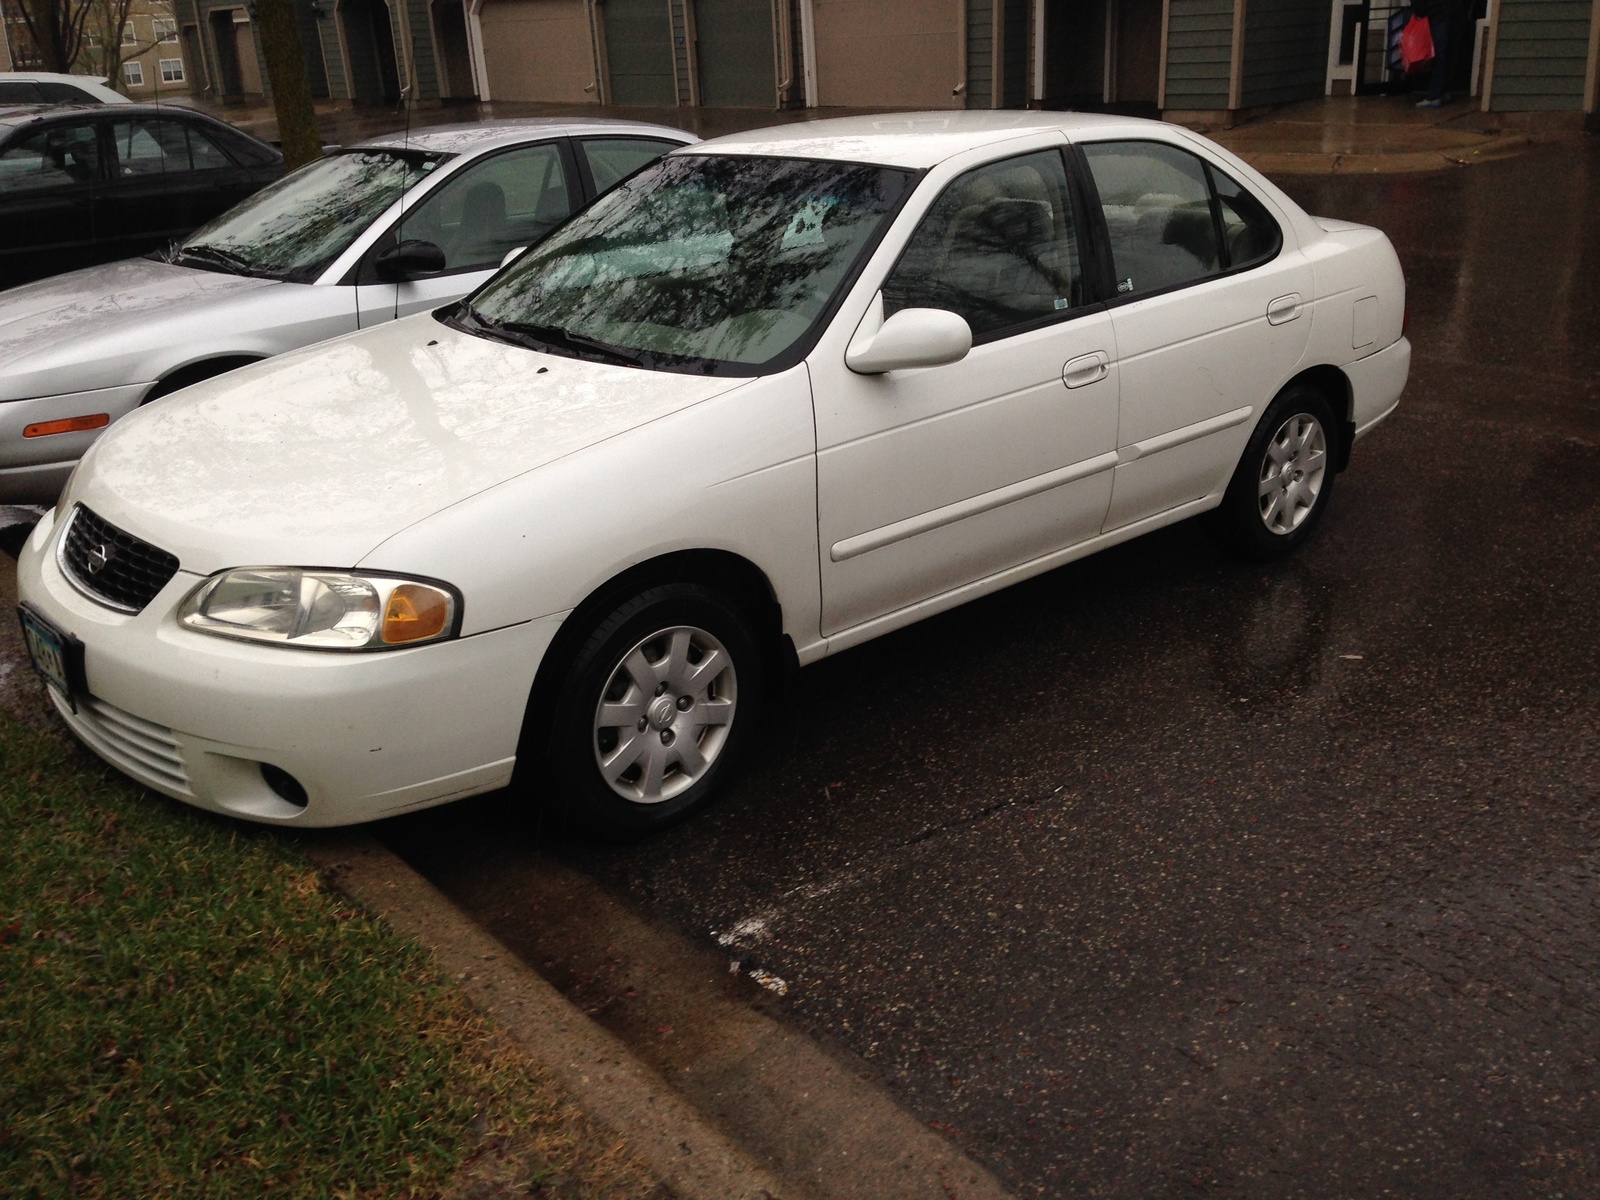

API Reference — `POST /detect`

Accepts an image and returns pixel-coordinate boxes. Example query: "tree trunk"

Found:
[255,0,323,170]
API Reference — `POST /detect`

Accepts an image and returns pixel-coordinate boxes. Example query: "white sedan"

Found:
[16,112,1409,836]
[0,118,693,502]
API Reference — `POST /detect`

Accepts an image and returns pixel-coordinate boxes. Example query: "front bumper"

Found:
[16,508,566,826]
[0,383,149,504]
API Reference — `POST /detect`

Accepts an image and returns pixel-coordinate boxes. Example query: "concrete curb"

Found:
[1232,133,1543,175]
[303,831,793,1200]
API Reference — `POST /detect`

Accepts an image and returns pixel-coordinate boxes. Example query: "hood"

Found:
[0,258,277,402]
[72,313,750,574]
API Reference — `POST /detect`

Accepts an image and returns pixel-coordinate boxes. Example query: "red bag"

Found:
[1401,14,1435,74]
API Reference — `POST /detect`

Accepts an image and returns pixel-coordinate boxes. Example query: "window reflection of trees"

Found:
[178,151,442,281]
[473,156,912,368]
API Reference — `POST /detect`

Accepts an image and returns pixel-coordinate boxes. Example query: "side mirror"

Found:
[845,300,971,375]
[499,245,528,271]
[374,239,446,282]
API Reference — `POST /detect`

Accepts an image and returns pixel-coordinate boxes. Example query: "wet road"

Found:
[390,140,1600,1198]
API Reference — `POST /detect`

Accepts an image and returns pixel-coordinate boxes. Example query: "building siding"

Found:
[1240,0,1328,107]
[966,0,993,108]
[1165,0,1235,110]
[1492,0,1592,110]
[316,11,349,97]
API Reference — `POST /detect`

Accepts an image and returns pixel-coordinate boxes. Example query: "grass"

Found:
[0,711,664,1200]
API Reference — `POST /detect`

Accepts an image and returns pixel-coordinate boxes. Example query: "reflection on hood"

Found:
[0,257,273,377]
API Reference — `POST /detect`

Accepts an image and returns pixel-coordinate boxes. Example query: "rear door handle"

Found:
[1062,351,1109,389]
[1267,293,1303,325]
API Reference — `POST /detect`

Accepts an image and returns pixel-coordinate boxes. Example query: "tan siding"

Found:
[479,0,595,102]
[812,0,962,108]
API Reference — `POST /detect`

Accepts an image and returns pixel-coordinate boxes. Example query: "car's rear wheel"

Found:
[1213,384,1339,559]
[543,583,764,839]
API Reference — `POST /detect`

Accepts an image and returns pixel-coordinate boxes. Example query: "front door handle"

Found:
[1267,293,1303,325]
[1062,351,1109,389]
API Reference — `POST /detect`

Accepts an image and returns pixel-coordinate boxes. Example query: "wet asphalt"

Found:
[380,135,1600,1198]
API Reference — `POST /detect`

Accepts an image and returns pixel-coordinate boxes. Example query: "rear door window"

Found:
[578,136,684,194]
[1081,140,1221,299]
[0,81,45,104]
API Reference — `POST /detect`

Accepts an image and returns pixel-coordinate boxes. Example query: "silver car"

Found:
[0,118,695,503]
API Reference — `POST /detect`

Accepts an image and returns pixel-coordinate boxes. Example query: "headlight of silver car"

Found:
[178,568,458,650]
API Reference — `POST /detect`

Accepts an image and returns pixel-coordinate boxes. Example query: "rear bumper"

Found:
[1349,336,1409,440]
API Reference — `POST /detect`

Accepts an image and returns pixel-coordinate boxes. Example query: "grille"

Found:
[51,690,191,796]
[59,504,179,613]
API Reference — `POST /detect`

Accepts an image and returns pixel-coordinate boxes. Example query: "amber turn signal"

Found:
[380,583,453,644]
[24,414,110,438]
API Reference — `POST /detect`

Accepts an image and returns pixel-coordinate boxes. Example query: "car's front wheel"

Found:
[1213,384,1339,559]
[543,583,765,838]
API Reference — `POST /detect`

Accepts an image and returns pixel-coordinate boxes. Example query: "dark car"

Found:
[0,103,283,289]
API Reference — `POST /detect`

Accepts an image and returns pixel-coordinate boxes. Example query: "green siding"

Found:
[405,0,440,100]
[1492,0,1592,111]
[316,12,349,98]
[1241,0,1328,108]
[966,0,993,108]
[1001,0,1028,107]
[297,0,331,98]
[672,0,691,103]
[1166,0,1235,109]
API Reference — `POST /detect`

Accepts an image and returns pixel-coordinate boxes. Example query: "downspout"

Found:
[466,0,489,99]
[1032,0,1045,104]
[1157,0,1170,110]
[1228,0,1248,113]
[1584,0,1599,113]
[586,0,605,104]
[771,0,792,107]
[1479,0,1499,111]
[799,0,816,105]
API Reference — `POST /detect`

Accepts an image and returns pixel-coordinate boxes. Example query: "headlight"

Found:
[178,568,459,650]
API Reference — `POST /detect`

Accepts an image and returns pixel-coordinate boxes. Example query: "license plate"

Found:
[17,603,84,711]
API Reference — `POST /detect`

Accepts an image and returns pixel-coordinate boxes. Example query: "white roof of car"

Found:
[685,110,1172,168]
[0,71,130,103]
[355,117,697,155]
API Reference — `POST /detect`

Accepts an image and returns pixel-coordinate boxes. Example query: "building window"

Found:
[122,21,137,44]
[160,58,184,82]
[154,17,177,42]
[123,61,144,86]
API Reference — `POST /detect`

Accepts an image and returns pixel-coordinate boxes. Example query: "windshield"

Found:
[459,154,916,373]
[174,149,447,282]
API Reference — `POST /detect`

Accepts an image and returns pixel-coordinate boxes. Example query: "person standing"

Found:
[1413,0,1468,107]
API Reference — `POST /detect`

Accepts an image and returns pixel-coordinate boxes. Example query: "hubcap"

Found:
[592,625,737,804]
[1257,412,1328,536]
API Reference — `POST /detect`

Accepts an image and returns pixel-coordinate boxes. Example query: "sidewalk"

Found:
[1204,92,1575,174]
[174,89,1577,175]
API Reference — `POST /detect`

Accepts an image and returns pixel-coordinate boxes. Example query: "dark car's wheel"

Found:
[1212,384,1340,560]
[542,583,765,839]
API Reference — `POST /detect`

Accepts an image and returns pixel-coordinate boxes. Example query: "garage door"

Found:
[812,0,963,108]
[603,0,676,105]
[695,0,774,107]
[479,0,595,103]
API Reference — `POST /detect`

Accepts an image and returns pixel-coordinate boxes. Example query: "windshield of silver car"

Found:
[172,149,448,282]
[458,154,916,374]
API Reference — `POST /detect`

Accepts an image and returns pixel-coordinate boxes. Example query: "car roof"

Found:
[0,71,130,101]
[351,117,699,155]
[685,110,1179,169]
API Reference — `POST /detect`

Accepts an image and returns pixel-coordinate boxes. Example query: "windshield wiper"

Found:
[176,243,273,278]
[462,306,642,367]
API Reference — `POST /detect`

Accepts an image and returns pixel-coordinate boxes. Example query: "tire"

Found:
[1212,384,1340,560]
[540,583,765,839]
